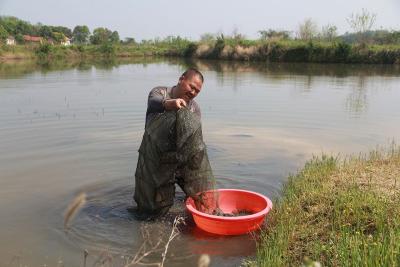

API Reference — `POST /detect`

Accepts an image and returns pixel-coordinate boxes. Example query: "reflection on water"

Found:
[2,57,400,79]
[0,57,171,79]
[0,58,399,266]
[345,87,368,115]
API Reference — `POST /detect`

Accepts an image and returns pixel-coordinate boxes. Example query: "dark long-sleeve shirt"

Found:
[146,86,201,125]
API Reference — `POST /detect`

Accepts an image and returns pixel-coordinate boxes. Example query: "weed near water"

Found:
[252,146,400,267]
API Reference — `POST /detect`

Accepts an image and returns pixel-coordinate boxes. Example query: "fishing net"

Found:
[133,108,218,219]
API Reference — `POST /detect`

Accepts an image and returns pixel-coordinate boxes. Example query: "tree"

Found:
[52,32,66,43]
[109,31,120,43]
[123,37,136,44]
[0,16,44,37]
[0,16,35,35]
[0,25,8,42]
[346,8,377,43]
[0,16,18,35]
[72,25,90,44]
[232,27,245,40]
[37,25,71,39]
[39,25,52,38]
[52,26,72,38]
[258,29,290,40]
[15,33,24,44]
[16,19,36,35]
[298,18,318,41]
[387,31,400,44]
[321,24,338,42]
[90,27,112,45]
[347,9,377,34]
[199,33,216,43]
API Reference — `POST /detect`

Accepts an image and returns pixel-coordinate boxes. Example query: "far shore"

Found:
[1,40,400,64]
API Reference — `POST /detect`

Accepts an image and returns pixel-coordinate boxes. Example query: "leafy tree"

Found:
[110,31,120,43]
[15,19,35,35]
[72,25,90,44]
[15,33,24,44]
[90,27,112,45]
[321,24,338,42]
[52,32,65,43]
[231,27,245,40]
[39,25,53,38]
[387,31,400,44]
[0,16,34,35]
[0,16,18,35]
[199,33,216,43]
[52,26,72,38]
[140,39,153,45]
[0,25,8,42]
[123,37,136,44]
[98,42,115,56]
[298,18,318,40]
[258,29,291,40]
[341,30,400,45]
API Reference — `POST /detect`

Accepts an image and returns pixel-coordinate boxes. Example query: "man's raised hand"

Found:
[164,98,187,111]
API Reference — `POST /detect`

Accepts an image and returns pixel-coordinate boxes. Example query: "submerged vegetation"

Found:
[253,145,400,266]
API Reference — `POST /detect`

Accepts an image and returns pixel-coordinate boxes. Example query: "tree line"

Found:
[0,16,133,45]
[1,9,399,47]
[215,9,400,45]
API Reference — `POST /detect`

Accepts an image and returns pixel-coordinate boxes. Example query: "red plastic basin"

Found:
[186,189,273,235]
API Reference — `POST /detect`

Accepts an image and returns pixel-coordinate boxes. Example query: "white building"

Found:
[6,37,16,45]
[61,37,71,46]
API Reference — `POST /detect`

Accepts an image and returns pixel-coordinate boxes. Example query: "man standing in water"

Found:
[131,68,213,220]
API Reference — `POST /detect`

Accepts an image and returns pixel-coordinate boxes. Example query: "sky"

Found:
[0,0,399,41]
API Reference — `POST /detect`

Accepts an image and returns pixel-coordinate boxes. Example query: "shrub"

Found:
[183,42,198,57]
[97,42,115,56]
[334,42,351,62]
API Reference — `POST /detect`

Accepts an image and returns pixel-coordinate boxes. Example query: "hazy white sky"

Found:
[0,0,399,40]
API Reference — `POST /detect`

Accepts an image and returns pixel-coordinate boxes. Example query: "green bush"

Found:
[35,43,53,55]
[183,42,197,57]
[97,42,115,56]
[209,37,225,58]
[35,43,53,60]
[334,42,351,62]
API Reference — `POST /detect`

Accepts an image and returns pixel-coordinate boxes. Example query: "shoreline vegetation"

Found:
[252,145,400,266]
[1,40,400,64]
[1,13,400,64]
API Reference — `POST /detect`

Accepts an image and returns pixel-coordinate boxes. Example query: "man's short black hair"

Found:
[181,68,204,83]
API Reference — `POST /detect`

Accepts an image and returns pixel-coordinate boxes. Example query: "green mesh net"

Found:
[134,108,218,218]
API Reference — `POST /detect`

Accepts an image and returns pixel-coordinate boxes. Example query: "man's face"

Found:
[175,74,203,103]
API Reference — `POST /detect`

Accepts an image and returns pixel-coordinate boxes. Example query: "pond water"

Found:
[0,58,399,266]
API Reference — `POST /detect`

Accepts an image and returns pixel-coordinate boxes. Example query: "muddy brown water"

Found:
[0,59,399,266]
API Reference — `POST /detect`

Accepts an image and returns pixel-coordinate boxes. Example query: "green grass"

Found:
[252,146,400,267]
[0,44,36,59]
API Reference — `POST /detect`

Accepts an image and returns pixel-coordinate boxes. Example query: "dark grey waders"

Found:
[133,108,212,219]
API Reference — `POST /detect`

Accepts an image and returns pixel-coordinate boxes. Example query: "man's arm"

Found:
[147,87,165,115]
[147,87,187,115]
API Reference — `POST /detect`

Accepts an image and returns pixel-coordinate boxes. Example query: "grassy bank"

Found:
[1,40,400,64]
[0,41,190,61]
[187,40,400,64]
[253,146,400,266]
